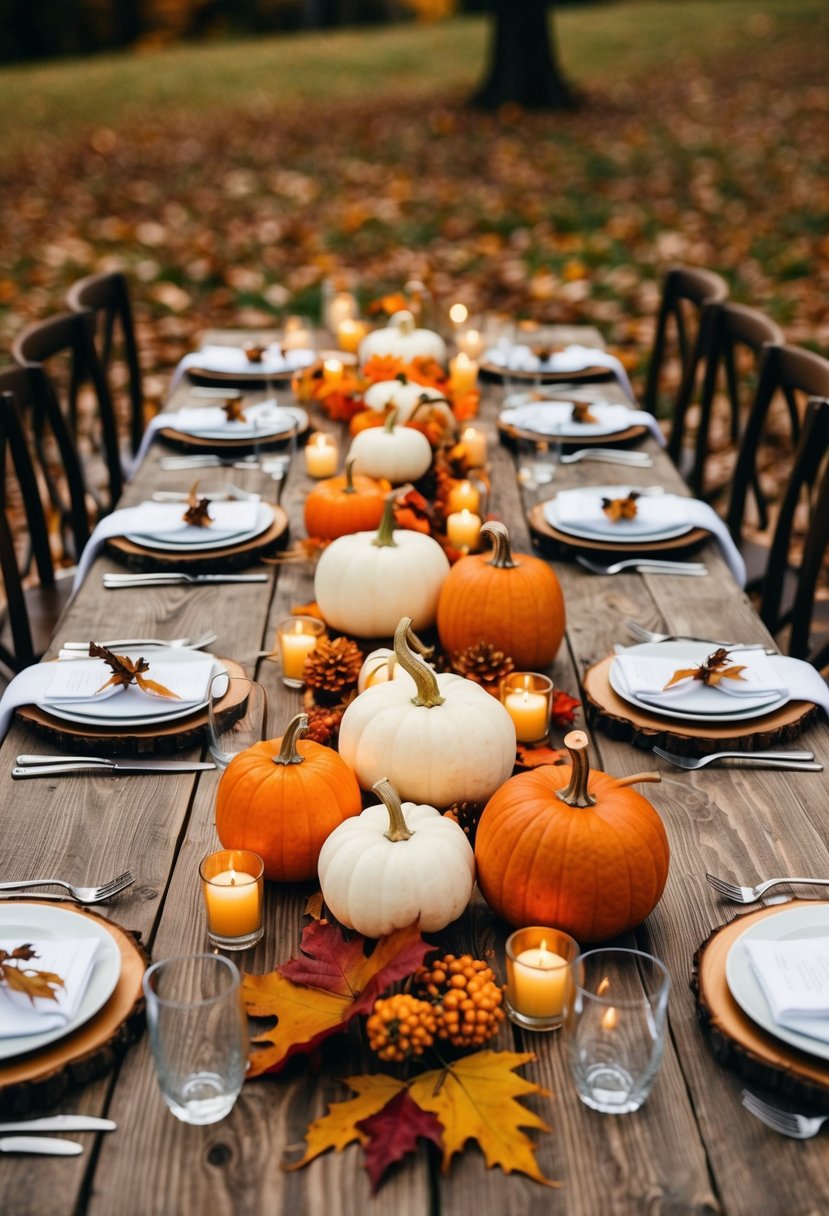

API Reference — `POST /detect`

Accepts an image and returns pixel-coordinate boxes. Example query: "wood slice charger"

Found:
[15,657,247,756]
[527,501,709,556]
[582,654,815,754]
[0,902,148,1116]
[694,903,829,1109]
[106,505,288,575]
[481,360,615,386]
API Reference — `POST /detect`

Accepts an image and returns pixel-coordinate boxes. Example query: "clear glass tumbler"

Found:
[207,675,269,770]
[142,953,249,1125]
[564,948,671,1115]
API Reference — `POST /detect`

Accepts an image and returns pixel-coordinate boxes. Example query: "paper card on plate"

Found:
[744,937,829,1043]
[0,937,99,1038]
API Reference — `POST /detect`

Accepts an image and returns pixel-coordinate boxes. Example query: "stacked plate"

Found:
[162,401,302,444]
[726,906,829,1061]
[544,488,695,546]
[124,501,274,554]
[501,401,637,442]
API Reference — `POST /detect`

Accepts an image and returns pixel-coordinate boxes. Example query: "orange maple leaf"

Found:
[663,647,747,689]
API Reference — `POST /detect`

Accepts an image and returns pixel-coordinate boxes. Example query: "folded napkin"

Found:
[168,343,315,395]
[502,401,666,446]
[0,937,99,1038]
[745,937,829,1044]
[485,343,636,402]
[613,650,789,704]
[42,655,215,711]
[131,400,296,468]
[71,499,262,592]
[545,489,747,586]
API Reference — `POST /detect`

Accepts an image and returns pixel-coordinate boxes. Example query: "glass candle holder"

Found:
[304,431,339,479]
[199,850,264,952]
[460,426,487,469]
[445,478,481,515]
[281,314,313,351]
[501,672,554,744]
[276,615,325,688]
[505,926,580,1032]
[336,317,369,355]
[446,509,482,553]
[449,352,479,395]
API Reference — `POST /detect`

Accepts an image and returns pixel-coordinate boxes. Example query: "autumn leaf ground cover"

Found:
[0,0,827,411]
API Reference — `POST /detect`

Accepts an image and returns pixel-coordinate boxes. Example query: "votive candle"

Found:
[200,849,264,951]
[449,352,479,395]
[336,318,369,354]
[461,426,487,468]
[446,509,482,552]
[277,616,325,687]
[446,479,481,514]
[501,672,553,743]
[305,431,339,478]
[505,925,579,1031]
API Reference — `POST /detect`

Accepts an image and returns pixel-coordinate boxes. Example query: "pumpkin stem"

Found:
[409,394,452,419]
[394,616,445,708]
[615,772,662,788]
[342,458,358,495]
[273,713,308,766]
[481,521,519,570]
[391,309,416,334]
[373,493,398,549]
[383,408,399,434]
[556,730,597,808]
[372,777,414,842]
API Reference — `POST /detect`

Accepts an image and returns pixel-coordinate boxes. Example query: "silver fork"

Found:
[560,448,653,466]
[741,1090,829,1138]
[159,456,260,471]
[576,555,708,576]
[61,631,217,652]
[706,872,829,903]
[625,619,769,649]
[653,747,821,771]
[0,871,135,904]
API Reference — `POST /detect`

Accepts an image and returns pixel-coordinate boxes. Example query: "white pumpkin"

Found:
[363,377,454,428]
[359,310,447,366]
[347,410,432,484]
[318,778,475,936]
[339,618,516,806]
[314,504,449,637]
[357,626,434,692]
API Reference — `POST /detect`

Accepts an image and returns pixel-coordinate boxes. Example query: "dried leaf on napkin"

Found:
[571,400,598,424]
[0,944,64,1004]
[663,647,747,689]
[89,643,180,699]
[182,481,213,527]
[222,396,248,422]
[601,491,640,522]
[243,343,265,363]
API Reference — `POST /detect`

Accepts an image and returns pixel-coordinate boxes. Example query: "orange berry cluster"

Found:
[366,992,438,1064]
[415,953,506,1049]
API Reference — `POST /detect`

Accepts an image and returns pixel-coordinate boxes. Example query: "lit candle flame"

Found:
[597,976,611,997]
[449,303,468,325]
[601,1006,618,1031]
[229,868,237,888]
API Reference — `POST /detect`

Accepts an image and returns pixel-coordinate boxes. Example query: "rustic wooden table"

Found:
[2,329,828,1216]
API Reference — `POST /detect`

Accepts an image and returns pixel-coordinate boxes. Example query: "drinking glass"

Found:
[564,948,671,1114]
[208,675,268,769]
[142,953,249,1125]
[516,435,560,487]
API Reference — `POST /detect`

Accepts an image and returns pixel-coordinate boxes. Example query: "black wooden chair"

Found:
[0,368,89,675]
[757,398,829,669]
[12,309,123,515]
[686,302,784,501]
[644,265,729,439]
[67,270,145,459]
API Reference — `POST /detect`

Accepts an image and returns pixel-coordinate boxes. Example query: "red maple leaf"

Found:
[357,1090,444,1195]
[550,689,580,728]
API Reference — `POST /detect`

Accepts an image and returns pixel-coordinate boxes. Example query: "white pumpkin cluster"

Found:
[358,309,447,366]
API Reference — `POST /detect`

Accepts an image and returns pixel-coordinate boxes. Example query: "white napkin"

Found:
[168,344,315,395]
[547,488,688,536]
[0,937,99,1038]
[501,400,666,446]
[485,343,636,402]
[42,656,215,711]
[613,650,789,703]
[745,937,829,1044]
[71,499,261,592]
[130,400,297,468]
[545,489,747,586]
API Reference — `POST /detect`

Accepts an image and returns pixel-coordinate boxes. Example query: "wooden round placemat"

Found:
[185,366,296,389]
[498,417,649,448]
[0,902,149,1116]
[106,506,288,571]
[527,502,709,555]
[15,657,247,755]
[583,655,816,753]
[694,903,829,1108]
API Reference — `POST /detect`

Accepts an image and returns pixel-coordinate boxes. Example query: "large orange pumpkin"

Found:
[474,731,669,943]
[304,459,389,540]
[436,521,565,669]
[215,713,362,882]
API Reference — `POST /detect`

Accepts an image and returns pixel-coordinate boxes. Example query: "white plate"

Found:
[609,641,789,723]
[0,904,122,1061]
[544,489,694,543]
[501,402,634,439]
[173,401,298,442]
[125,503,273,552]
[38,650,226,728]
[726,906,829,1061]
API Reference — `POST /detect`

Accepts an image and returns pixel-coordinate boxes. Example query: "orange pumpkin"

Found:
[215,713,362,882]
[474,731,669,943]
[304,459,389,540]
[437,521,565,669]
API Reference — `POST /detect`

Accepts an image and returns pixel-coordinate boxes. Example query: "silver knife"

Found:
[103,574,268,585]
[0,1136,82,1155]
[13,759,215,778]
[0,1116,116,1133]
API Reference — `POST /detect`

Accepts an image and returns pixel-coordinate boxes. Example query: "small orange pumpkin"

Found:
[474,731,669,943]
[304,459,389,540]
[215,712,362,882]
[437,521,565,669]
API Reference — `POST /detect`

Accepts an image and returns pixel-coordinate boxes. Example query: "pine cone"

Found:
[443,801,485,848]
[304,702,347,746]
[303,636,363,704]
[451,641,514,694]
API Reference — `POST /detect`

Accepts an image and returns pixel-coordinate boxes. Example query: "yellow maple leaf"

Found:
[243,973,350,1078]
[284,1074,406,1171]
[409,1051,558,1188]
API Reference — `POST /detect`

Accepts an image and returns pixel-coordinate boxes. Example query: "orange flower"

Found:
[362,354,408,383]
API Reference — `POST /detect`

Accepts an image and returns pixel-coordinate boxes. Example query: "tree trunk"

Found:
[471,0,575,111]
